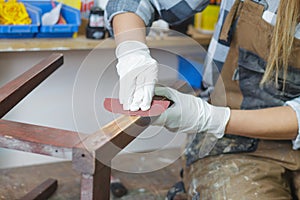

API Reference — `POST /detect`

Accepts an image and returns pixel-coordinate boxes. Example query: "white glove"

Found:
[116,41,158,111]
[153,87,231,138]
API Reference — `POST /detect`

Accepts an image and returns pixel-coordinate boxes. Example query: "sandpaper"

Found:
[104,98,170,117]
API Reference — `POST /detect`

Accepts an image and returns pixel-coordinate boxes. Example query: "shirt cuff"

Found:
[285,96,300,150]
[105,0,155,36]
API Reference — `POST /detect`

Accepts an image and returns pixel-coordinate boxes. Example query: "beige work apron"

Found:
[184,0,300,199]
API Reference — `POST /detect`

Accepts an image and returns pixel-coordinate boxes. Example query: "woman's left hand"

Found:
[152,87,231,138]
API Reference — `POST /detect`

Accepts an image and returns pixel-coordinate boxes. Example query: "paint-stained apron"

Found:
[183,0,300,199]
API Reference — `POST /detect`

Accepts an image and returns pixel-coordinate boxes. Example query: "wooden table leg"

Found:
[72,80,192,200]
[80,161,111,200]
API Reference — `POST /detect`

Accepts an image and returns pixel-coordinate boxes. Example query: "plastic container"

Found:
[201,5,220,33]
[0,4,40,39]
[177,56,203,89]
[194,5,220,34]
[22,1,81,38]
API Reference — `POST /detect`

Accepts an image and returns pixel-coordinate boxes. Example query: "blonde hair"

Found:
[261,0,300,87]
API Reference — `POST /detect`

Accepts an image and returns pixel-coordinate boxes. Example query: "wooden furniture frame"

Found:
[0,53,190,199]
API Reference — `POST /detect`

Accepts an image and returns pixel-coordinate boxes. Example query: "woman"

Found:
[105,0,300,199]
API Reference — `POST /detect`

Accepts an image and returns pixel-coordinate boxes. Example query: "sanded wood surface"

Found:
[72,80,192,174]
[71,80,192,200]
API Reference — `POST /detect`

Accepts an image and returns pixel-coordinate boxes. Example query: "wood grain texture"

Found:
[80,162,111,200]
[0,119,88,159]
[0,53,63,118]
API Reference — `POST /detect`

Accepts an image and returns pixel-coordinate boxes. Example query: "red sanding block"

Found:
[104,98,170,117]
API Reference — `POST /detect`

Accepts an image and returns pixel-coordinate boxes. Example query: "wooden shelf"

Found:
[187,25,213,46]
[0,34,204,52]
[0,36,107,52]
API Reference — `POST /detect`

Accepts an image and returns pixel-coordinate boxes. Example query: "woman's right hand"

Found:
[116,41,158,111]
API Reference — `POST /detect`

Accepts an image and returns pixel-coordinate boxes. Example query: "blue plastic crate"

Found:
[0,4,40,39]
[22,1,81,38]
[178,56,203,89]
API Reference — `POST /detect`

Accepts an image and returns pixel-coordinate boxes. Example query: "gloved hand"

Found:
[153,87,231,138]
[116,40,158,111]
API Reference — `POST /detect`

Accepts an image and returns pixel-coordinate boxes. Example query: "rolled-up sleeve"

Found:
[285,96,300,150]
[105,0,156,35]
